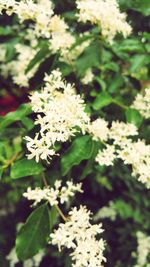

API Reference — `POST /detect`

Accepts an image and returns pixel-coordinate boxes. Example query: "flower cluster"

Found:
[50,205,106,267]
[96,144,116,166]
[91,119,150,188]
[76,0,132,43]
[0,26,40,86]
[87,118,109,141]
[48,15,75,54]
[0,0,74,55]
[118,139,150,187]
[60,34,91,65]
[1,43,39,87]
[26,69,89,162]
[0,0,132,86]
[132,88,150,119]
[0,0,54,36]
[26,66,150,187]
[133,232,150,267]
[23,180,83,206]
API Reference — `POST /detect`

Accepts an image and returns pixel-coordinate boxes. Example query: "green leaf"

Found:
[0,167,3,179]
[113,200,133,219]
[25,44,50,74]
[5,38,19,62]
[112,38,144,54]
[0,26,14,36]
[80,141,99,180]
[61,135,93,176]
[95,77,106,91]
[108,75,124,93]
[96,175,113,191]
[76,40,101,75]
[0,104,32,130]
[92,91,113,110]
[119,0,150,16]
[16,204,50,260]
[129,54,150,73]
[130,0,150,16]
[10,158,44,179]
[102,62,119,72]
[125,108,143,127]
[57,62,73,76]
[22,117,34,131]
[49,206,59,231]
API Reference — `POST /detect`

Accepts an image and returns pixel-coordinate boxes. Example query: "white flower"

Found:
[96,144,116,166]
[133,232,150,267]
[60,181,83,204]
[23,180,83,206]
[6,246,44,267]
[81,69,94,84]
[93,118,150,187]
[0,0,74,55]
[1,43,40,87]
[0,44,6,62]
[118,139,150,187]
[6,247,18,267]
[50,206,106,267]
[23,186,58,206]
[60,35,91,64]
[25,135,56,163]
[76,0,132,43]
[48,15,75,54]
[87,118,109,141]
[26,69,89,162]
[109,121,138,144]
[132,88,150,119]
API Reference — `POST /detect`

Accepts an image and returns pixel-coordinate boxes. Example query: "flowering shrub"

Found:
[0,0,150,267]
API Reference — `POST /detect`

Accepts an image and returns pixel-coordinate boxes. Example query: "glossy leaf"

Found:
[0,104,32,130]
[11,158,44,179]
[92,91,113,110]
[61,135,93,176]
[16,204,50,260]
[25,44,50,73]
[76,40,101,75]
[125,108,143,127]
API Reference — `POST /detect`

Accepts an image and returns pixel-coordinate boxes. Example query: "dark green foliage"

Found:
[0,0,150,266]
[61,135,93,176]
[16,204,50,260]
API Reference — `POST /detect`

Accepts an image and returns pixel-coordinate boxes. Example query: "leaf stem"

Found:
[55,205,68,222]
[4,151,22,168]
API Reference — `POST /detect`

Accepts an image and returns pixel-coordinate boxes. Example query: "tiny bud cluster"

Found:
[50,205,106,267]
[23,180,83,206]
